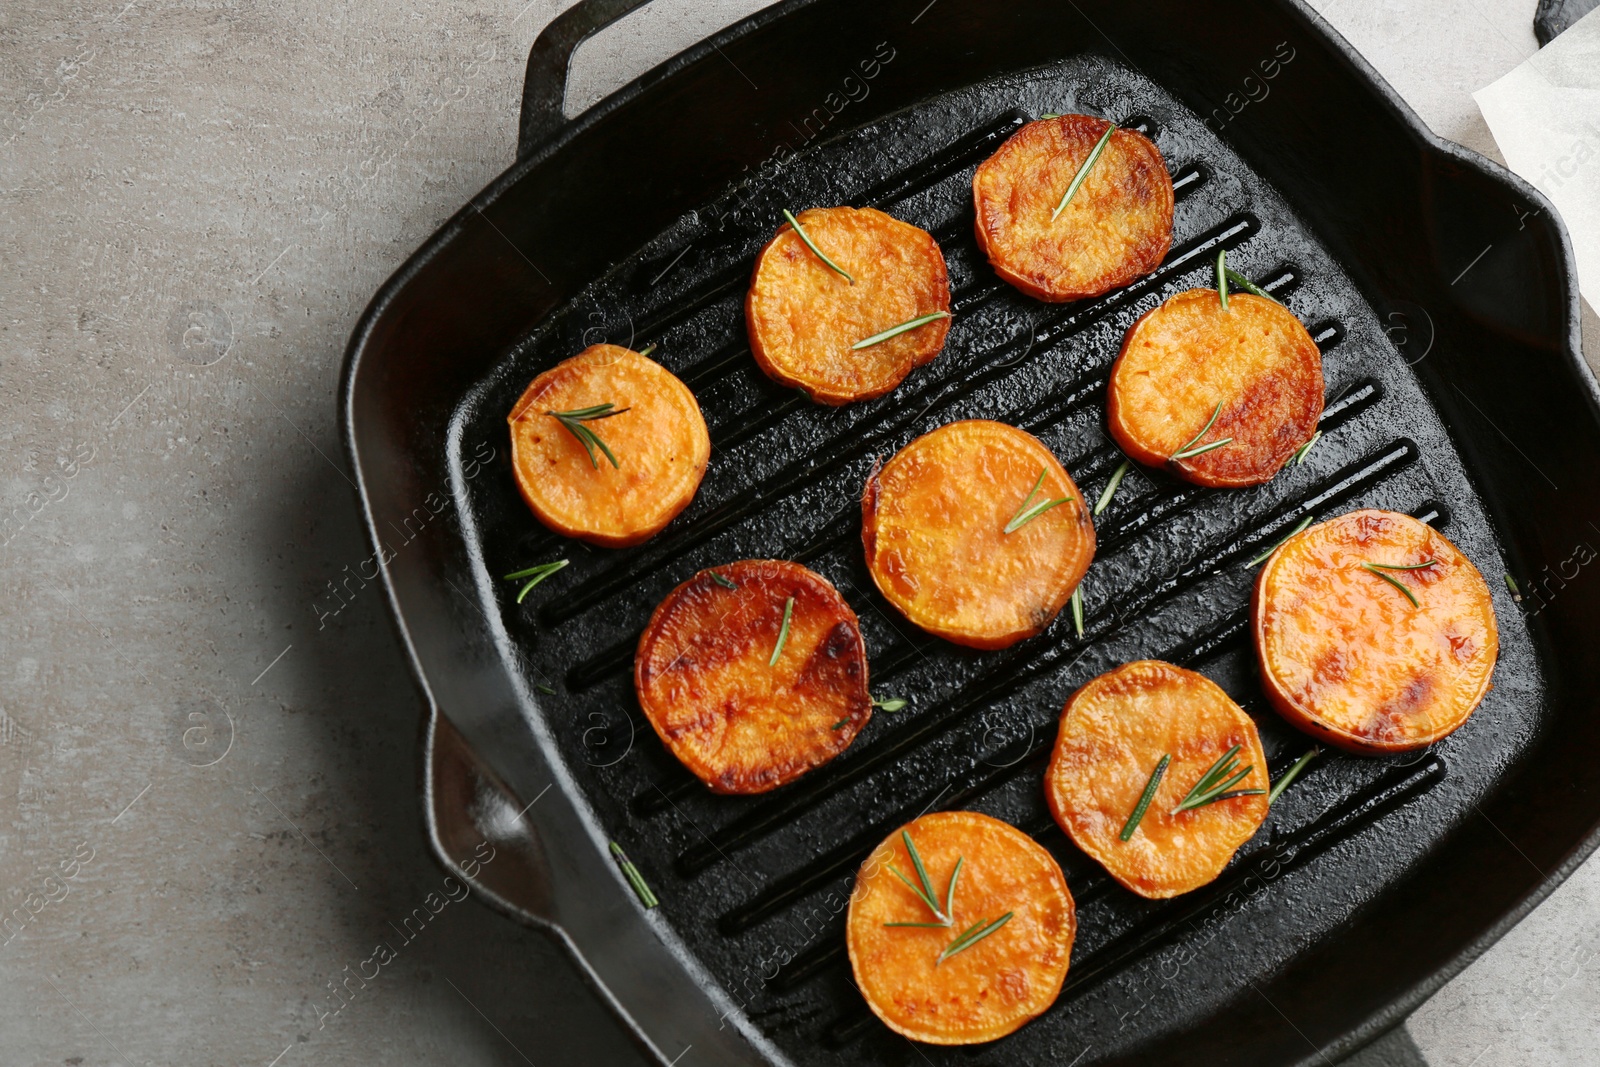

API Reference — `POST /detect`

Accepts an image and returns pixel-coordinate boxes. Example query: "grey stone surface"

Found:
[0,1,1595,1065]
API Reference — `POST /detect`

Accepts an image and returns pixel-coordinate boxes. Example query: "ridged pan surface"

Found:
[449,55,1538,1066]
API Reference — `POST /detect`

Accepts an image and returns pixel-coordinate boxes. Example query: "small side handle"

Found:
[518,0,656,161]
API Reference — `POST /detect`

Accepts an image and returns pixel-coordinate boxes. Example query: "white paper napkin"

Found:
[1475,5,1600,307]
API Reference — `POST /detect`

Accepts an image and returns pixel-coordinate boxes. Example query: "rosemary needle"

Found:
[1292,430,1323,465]
[504,559,570,603]
[769,596,795,666]
[873,696,909,712]
[1171,402,1233,462]
[783,209,854,283]
[1120,753,1170,841]
[1359,559,1437,608]
[638,343,657,358]
[830,717,854,731]
[1052,123,1116,221]
[1216,249,1230,311]
[1172,745,1267,813]
[851,308,947,350]
[709,571,738,589]
[1224,266,1280,303]
[535,683,556,696]
[1094,460,1130,517]
[548,403,629,469]
[1005,468,1072,533]
[1245,515,1313,568]
[938,913,1014,964]
[1505,573,1521,599]
[888,830,951,925]
[609,842,659,909]
[1268,747,1320,805]
[853,310,951,350]
[1070,587,1085,637]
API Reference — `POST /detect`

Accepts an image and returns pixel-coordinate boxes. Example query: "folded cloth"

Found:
[1475,5,1600,307]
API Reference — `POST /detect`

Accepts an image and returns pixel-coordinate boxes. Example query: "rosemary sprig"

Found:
[1216,249,1230,311]
[1094,460,1130,517]
[1004,469,1072,533]
[1224,266,1280,303]
[1120,753,1170,841]
[783,208,854,283]
[873,696,909,712]
[1171,402,1233,462]
[886,830,952,925]
[1268,747,1320,805]
[1245,515,1313,568]
[548,403,629,469]
[1051,122,1116,221]
[1070,587,1085,636]
[853,310,951,350]
[609,842,659,909]
[1292,430,1322,465]
[1359,559,1437,608]
[768,596,795,666]
[938,913,1014,964]
[1172,744,1267,814]
[709,571,738,590]
[504,559,570,603]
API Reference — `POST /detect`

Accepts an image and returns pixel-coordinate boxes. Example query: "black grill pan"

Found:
[340,2,1600,1064]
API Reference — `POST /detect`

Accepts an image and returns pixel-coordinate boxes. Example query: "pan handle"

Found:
[517,0,655,161]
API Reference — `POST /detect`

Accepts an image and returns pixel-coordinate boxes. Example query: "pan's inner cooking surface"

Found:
[451,55,1538,1066]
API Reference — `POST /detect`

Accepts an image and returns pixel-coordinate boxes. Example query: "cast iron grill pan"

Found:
[446,55,1539,1066]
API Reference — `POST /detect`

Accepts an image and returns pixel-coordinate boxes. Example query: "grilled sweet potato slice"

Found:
[862,420,1094,649]
[972,114,1173,302]
[847,811,1075,1045]
[1253,509,1498,754]
[634,559,870,794]
[1107,289,1323,488]
[747,206,951,405]
[508,345,709,547]
[1046,660,1269,899]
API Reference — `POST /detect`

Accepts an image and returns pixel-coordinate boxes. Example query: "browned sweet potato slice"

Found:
[1107,289,1323,488]
[1253,509,1498,754]
[634,559,870,794]
[747,206,951,405]
[1046,660,1269,899]
[508,345,709,547]
[847,811,1075,1045]
[862,420,1095,649]
[972,114,1173,302]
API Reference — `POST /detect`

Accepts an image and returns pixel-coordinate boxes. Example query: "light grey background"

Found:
[2,1,1597,1065]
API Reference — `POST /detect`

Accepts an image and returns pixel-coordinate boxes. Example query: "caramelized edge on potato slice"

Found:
[1107,289,1323,488]
[1252,509,1498,753]
[847,811,1075,1045]
[508,345,710,547]
[1045,660,1269,898]
[862,420,1095,649]
[747,206,951,405]
[972,114,1173,302]
[634,559,870,794]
